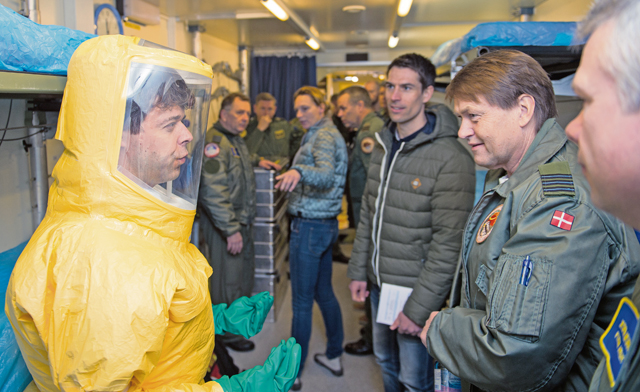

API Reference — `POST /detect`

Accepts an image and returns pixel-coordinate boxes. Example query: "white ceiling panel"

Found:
[158,0,592,54]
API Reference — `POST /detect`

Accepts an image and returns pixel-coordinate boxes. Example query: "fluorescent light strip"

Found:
[305,37,320,50]
[388,35,399,48]
[397,0,413,17]
[261,0,289,21]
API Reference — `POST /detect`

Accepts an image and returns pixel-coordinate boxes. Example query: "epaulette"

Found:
[212,135,223,144]
[538,161,575,197]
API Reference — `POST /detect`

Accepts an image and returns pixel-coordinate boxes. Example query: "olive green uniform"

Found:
[243,116,304,166]
[426,120,640,392]
[349,111,384,226]
[198,121,256,313]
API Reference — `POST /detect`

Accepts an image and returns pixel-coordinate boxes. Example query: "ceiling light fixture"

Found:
[261,0,289,21]
[305,37,320,50]
[388,34,399,48]
[397,0,413,17]
[342,5,366,13]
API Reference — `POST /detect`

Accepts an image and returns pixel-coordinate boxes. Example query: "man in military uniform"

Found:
[378,84,389,122]
[337,86,384,227]
[364,80,382,115]
[422,50,640,392]
[199,92,257,352]
[565,1,640,391]
[243,92,303,170]
[337,85,384,357]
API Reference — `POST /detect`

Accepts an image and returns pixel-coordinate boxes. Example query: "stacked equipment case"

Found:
[252,167,289,322]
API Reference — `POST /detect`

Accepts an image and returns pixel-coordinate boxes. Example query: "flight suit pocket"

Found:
[475,264,489,296]
[487,253,551,341]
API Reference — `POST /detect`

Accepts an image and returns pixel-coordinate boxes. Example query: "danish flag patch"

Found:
[550,210,574,231]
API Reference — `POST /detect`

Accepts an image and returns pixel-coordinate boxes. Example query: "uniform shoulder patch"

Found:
[361,137,375,154]
[204,159,221,174]
[204,143,220,158]
[476,204,503,243]
[538,161,575,197]
[600,297,639,387]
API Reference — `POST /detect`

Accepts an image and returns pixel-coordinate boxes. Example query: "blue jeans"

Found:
[371,285,434,392]
[289,217,344,372]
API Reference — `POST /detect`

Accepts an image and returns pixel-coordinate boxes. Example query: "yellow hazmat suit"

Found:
[5,36,226,391]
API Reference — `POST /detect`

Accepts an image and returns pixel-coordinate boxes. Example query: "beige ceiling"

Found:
[159,0,593,54]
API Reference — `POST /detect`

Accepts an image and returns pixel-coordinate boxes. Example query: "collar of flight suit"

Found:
[486,118,566,198]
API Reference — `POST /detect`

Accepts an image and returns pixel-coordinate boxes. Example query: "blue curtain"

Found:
[250,55,317,121]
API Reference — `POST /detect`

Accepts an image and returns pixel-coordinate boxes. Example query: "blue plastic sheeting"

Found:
[431,37,464,69]
[0,4,94,75]
[431,21,586,67]
[0,241,32,392]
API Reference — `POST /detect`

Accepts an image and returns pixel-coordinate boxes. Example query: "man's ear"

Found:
[517,94,536,128]
[422,85,435,104]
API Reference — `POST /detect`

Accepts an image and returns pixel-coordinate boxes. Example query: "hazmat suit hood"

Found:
[54,35,212,242]
[6,36,226,392]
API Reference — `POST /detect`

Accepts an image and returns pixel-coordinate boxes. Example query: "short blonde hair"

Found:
[446,50,557,131]
[294,86,326,109]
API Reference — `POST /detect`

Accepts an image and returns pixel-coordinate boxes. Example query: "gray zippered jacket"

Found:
[347,104,476,325]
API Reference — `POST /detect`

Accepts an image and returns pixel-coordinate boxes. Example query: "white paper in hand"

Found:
[376,283,413,325]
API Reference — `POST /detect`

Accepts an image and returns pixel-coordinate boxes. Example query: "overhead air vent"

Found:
[346,53,368,62]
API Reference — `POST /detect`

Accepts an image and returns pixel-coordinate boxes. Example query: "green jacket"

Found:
[198,121,256,237]
[349,111,385,226]
[347,104,476,325]
[243,116,303,166]
[426,119,640,392]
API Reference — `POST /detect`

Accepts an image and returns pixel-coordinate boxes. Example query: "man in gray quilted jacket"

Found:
[347,53,476,392]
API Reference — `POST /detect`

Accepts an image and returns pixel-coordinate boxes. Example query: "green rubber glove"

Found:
[212,292,274,338]
[216,338,301,392]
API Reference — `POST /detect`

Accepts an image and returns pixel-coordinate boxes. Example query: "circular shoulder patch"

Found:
[204,143,220,158]
[361,137,375,154]
[204,159,221,174]
[476,204,503,244]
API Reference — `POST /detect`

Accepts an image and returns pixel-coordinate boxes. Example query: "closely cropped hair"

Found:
[255,92,277,106]
[294,86,326,109]
[339,86,372,108]
[387,53,436,91]
[446,50,557,131]
[577,0,640,113]
[220,92,250,112]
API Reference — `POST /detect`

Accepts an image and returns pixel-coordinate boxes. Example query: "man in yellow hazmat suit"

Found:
[5,35,299,391]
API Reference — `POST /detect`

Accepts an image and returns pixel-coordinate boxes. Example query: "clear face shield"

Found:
[118,62,211,210]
